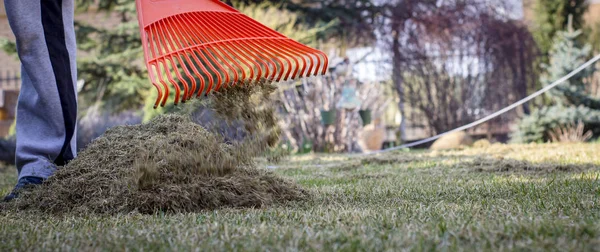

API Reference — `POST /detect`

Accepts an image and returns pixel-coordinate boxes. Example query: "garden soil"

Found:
[2,80,308,215]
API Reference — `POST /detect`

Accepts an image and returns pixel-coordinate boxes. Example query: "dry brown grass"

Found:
[548,120,593,143]
[2,80,307,215]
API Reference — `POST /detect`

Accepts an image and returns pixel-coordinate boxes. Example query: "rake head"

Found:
[135,0,329,108]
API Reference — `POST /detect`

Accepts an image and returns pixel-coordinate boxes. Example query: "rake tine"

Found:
[185,13,238,91]
[153,23,182,105]
[236,15,301,81]
[170,13,215,97]
[266,39,302,81]
[169,13,220,93]
[147,28,171,107]
[193,12,264,84]
[207,12,274,82]
[158,19,190,102]
[176,14,229,93]
[238,16,316,79]
[164,16,197,101]
[191,12,244,88]
[141,27,164,108]
[279,41,309,79]
[147,64,163,109]
[229,14,289,81]
[175,14,223,94]
[313,48,329,75]
[136,0,329,106]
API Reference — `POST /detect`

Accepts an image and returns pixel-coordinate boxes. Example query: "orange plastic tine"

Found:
[190,15,268,80]
[169,14,218,97]
[208,13,286,81]
[196,13,262,82]
[163,16,201,101]
[221,13,293,81]
[194,13,252,87]
[257,38,309,79]
[227,38,272,81]
[155,34,183,105]
[269,39,313,80]
[285,44,318,77]
[185,13,262,82]
[234,15,319,78]
[224,19,288,81]
[186,13,243,88]
[157,20,191,102]
[162,56,182,104]
[294,46,318,77]
[263,39,297,81]
[221,40,255,81]
[147,27,170,106]
[282,40,325,77]
[212,31,281,81]
[187,12,254,82]
[147,63,163,108]
[279,41,318,77]
[151,23,182,104]
[135,0,329,106]
[244,40,281,81]
[155,61,171,107]
[172,15,229,93]
[290,40,328,75]
[159,16,195,100]
[193,49,221,94]
[166,16,223,95]
[179,26,234,92]
[196,13,269,79]
[260,39,301,81]
[304,45,329,75]
[149,25,175,106]
[170,13,216,97]
[155,15,225,95]
[256,38,296,81]
[201,44,234,91]
[145,29,164,104]
[139,19,164,108]
[285,44,311,79]
[141,32,164,108]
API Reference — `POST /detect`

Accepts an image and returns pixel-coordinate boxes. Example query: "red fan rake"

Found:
[135,0,329,108]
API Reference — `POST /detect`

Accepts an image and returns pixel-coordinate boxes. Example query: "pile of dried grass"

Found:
[3,80,307,215]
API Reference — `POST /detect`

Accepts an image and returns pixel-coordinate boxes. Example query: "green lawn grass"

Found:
[1,143,599,251]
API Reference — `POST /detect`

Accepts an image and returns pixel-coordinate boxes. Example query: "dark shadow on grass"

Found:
[347,173,391,180]
[469,157,597,173]
[327,154,471,172]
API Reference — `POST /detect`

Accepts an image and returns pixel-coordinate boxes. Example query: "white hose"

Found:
[366,53,600,155]
[266,54,600,168]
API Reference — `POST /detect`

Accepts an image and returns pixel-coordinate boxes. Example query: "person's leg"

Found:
[3,0,77,200]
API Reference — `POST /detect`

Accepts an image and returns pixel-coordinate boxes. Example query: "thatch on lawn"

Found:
[2,80,307,215]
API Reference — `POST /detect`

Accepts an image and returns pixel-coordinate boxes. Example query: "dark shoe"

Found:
[2,176,44,202]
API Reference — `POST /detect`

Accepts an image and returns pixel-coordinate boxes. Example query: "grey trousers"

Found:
[5,0,78,179]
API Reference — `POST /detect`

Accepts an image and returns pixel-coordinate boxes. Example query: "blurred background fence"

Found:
[1,0,600,157]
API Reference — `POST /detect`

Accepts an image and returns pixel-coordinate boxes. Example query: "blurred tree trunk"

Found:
[518,41,531,115]
[391,29,406,141]
[385,1,539,136]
